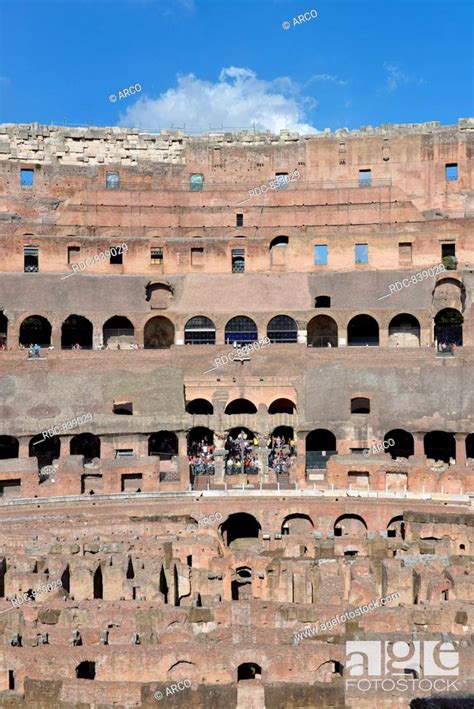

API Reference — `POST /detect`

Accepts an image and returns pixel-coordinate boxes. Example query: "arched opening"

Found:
[185,399,214,415]
[102,316,134,348]
[268,398,296,415]
[314,296,331,308]
[269,427,295,474]
[167,660,197,680]
[148,431,178,460]
[434,308,463,349]
[188,427,214,478]
[237,663,262,681]
[231,566,253,601]
[19,315,52,347]
[384,429,414,459]
[466,433,474,461]
[306,429,337,469]
[184,316,216,345]
[93,566,103,599]
[314,661,344,681]
[388,314,420,347]
[334,514,368,538]
[224,316,257,346]
[225,429,258,475]
[269,235,289,266]
[61,314,93,349]
[387,515,405,539]
[0,436,19,460]
[281,514,313,536]
[351,397,370,414]
[61,565,70,594]
[225,399,257,415]
[221,512,261,547]
[348,314,379,346]
[307,315,338,348]
[266,315,297,343]
[75,661,96,680]
[144,316,174,349]
[29,434,60,471]
[0,312,8,348]
[70,433,101,463]
[424,431,456,463]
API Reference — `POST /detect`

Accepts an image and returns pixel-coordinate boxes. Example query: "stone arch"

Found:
[269,235,289,267]
[306,429,337,469]
[224,316,257,345]
[387,515,405,539]
[145,281,174,309]
[102,316,135,347]
[231,566,253,601]
[221,512,261,547]
[266,314,298,343]
[281,513,314,535]
[144,316,175,349]
[185,398,214,415]
[0,311,8,348]
[384,429,414,459]
[388,314,420,347]
[184,316,216,345]
[334,514,368,538]
[19,315,52,347]
[432,276,466,312]
[29,434,60,471]
[347,314,379,346]
[0,436,19,459]
[434,308,463,347]
[224,399,258,415]
[70,433,101,463]
[237,663,262,681]
[314,660,344,681]
[307,314,338,348]
[167,660,197,680]
[61,314,93,349]
[424,431,455,463]
[268,398,296,414]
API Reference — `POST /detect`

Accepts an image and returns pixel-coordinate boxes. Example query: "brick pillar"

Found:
[292,434,307,487]
[178,431,189,489]
[379,327,389,348]
[414,432,424,458]
[455,434,467,467]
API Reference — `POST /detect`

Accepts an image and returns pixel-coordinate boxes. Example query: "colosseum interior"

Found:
[0,120,472,707]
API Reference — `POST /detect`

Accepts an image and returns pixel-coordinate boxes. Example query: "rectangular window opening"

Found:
[191,247,204,266]
[236,213,244,227]
[68,246,80,264]
[232,248,245,273]
[441,243,457,270]
[445,163,458,181]
[150,247,163,265]
[20,169,34,187]
[189,173,204,191]
[355,243,368,265]
[275,172,289,189]
[110,247,123,265]
[359,169,372,187]
[314,244,328,266]
[115,449,134,458]
[24,245,39,272]
[106,172,120,189]
[398,242,412,265]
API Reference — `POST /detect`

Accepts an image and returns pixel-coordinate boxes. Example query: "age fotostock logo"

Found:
[345,640,461,694]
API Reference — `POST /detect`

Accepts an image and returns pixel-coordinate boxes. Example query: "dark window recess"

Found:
[351,397,370,414]
[151,248,163,264]
[359,169,372,187]
[189,173,204,191]
[315,296,331,308]
[106,172,120,189]
[236,214,244,227]
[445,163,458,181]
[68,246,80,264]
[24,246,39,272]
[232,248,245,273]
[441,243,457,270]
[191,247,204,266]
[110,247,122,265]
[113,402,133,415]
[20,169,34,187]
[115,449,134,458]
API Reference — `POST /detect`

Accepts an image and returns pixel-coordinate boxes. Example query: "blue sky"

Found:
[0,0,472,133]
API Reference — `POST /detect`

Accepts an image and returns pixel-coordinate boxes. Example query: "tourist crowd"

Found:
[188,436,215,477]
[268,434,296,474]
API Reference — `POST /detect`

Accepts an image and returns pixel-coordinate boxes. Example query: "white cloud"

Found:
[119,67,318,134]
[383,62,424,93]
[306,73,349,86]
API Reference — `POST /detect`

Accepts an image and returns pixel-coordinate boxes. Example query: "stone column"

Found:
[213,431,226,483]
[178,431,189,489]
[455,434,467,467]
[414,432,424,459]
